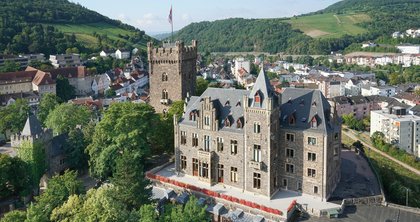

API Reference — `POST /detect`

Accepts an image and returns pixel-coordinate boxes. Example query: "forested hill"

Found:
[173,0,420,54]
[0,0,155,55]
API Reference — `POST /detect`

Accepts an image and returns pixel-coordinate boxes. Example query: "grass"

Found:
[286,13,371,39]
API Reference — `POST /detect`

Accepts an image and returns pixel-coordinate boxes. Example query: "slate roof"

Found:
[280,88,332,132]
[181,88,248,132]
[21,114,43,136]
[249,69,276,109]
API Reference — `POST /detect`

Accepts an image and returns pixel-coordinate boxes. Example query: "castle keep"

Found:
[174,70,341,201]
[147,40,198,113]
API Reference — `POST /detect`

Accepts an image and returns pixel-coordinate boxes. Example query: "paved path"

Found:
[342,129,420,176]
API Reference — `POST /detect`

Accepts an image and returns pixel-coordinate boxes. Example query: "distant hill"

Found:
[152,32,177,41]
[173,0,420,54]
[0,0,155,55]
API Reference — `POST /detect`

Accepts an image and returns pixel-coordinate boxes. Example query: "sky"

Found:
[74,0,341,35]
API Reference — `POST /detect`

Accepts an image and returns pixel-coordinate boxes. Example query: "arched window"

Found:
[162,89,168,99]
[311,116,318,128]
[289,113,296,125]
[162,72,168,81]
[224,117,231,127]
[254,92,261,107]
[189,110,197,121]
[237,117,244,129]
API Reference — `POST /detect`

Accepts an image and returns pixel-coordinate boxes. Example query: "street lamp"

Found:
[406,188,409,206]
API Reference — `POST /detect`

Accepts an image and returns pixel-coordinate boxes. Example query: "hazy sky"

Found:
[74,0,341,34]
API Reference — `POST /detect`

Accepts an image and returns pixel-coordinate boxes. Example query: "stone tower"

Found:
[244,69,281,197]
[147,40,198,113]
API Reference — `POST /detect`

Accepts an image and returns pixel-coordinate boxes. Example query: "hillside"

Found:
[0,0,155,55]
[173,0,420,54]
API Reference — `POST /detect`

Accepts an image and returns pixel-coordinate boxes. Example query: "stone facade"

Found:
[174,70,341,201]
[148,40,197,113]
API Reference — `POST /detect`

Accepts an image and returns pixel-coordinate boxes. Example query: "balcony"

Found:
[249,160,262,170]
[198,150,212,160]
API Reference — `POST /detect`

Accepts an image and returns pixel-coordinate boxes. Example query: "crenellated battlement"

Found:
[10,128,53,148]
[148,40,198,63]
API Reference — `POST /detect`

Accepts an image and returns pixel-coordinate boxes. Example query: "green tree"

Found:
[26,170,84,222]
[196,78,209,96]
[17,141,46,190]
[105,88,116,98]
[0,154,30,198]
[288,66,295,73]
[139,204,158,222]
[45,103,91,135]
[37,93,59,126]
[0,99,30,136]
[0,210,27,222]
[87,103,157,179]
[64,128,88,171]
[168,101,185,119]
[285,56,293,63]
[56,75,75,102]
[159,196,209,222]
[111,152,151,209]
[1,60,20,72]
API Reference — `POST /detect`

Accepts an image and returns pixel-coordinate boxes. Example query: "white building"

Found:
[232,57,251,76]
[362,85,396,97]
[49,54,82,68]
[371,107,420,157]
[397,45,420,54]
[362,42,377,48]
[100,50,116,58]
[115,49,131,60]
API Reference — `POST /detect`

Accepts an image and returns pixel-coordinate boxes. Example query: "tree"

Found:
[45,103,91,135]
[168,101,185,119]
[285,56,293,63]
[1,60,20,72]
[196,78,209,96]
[64,128,88,171]
[111,152,151,209]
[0,154,30,198]
[17,141,46,190]
[37,93,59,126]
[0,210,26,222]
[105,88,116,98]
[26,170,84,222]
[158,196,209,222]
[0,99,30,136]
[139,204,158,222]
[56,75,75,102]
[87,103,158,179]
[288,66,295,73]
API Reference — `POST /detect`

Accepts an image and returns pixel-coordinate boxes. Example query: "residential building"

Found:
[99,50,116,58]
[174,69,341,201]
[397,45,420,54]
[233,58,251,78]
[45,66,93,96]
[115,49,130,59]
[49,54,82,68]
[329,96,371,119]
[318,79,345,98]
[362,85,396,97]
[91,74,111,95]
[362,42,377,48]
[371,107,420,157]
[147,40,197,113]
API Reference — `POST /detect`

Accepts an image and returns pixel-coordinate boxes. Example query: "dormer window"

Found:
[312,102,317,107]
[236,101,241,107]
[225,100,230,106]
[162,72,168,81]
[224,117,231,127]
[237,118,243,128]
[289,113,296,125]
[254,92,261,107]
[311,116,318,128]
[189,110,198,121]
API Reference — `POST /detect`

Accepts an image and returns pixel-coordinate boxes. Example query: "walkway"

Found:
[342,129,420,176]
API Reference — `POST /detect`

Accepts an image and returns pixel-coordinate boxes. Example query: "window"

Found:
[297,181,302,191]
[286,148,294,158]
[192,158,198,176]
[286,164,294,173]
[289,114,296,125]
[311,116,318,128]
[218,164,224,183]
[224,117,231,127]
[308,137,317,145]
[181,131,187,145]
[286,133,295,142]
[253,145,261,162]
[334,133,339,140]
[254,122,261,133]
[162,89,168,99]
[230,167,238,182]
[199,162,209,178]
[307,168,316,177]
[314,186,318,194]
[308,152,316,161]
[253,173,261,189]
[204,135,210,151]
[274,175,278,187]
[217,137,224,152]
[237,118,243,128]
[162,72,168,81]
[231,140,238,155]
[189,111,197,121]
[192,133,198,147]
[204,115,210,126]
[181,156,187,170]
[254,92,261,107]
[283,178,288,187]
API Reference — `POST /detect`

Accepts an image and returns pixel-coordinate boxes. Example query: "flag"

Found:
[168,6,173,25]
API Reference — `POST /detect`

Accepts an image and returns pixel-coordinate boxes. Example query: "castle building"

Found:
[174,69,341,201]
[147,40,198,113]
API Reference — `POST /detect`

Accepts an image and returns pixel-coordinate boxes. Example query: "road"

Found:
[342,129,420,176]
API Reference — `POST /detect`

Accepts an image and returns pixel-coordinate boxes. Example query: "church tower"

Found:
[147,40,198,113]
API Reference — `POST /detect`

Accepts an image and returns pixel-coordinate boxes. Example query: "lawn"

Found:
[286,13,371,39]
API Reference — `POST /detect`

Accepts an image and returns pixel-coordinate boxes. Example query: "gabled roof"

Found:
[21,114,43,136]
[32,71,55,86]
[249,69,276,108]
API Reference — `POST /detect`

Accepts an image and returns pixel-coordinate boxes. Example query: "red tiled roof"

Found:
[0,70,37,84]
[32,71,55,86]
[46,66,89,79]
